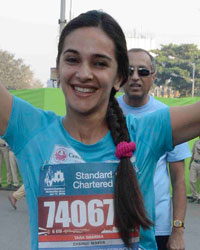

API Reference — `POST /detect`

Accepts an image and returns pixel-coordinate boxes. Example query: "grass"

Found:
[3,88,200,195]
[1,162,23,187]
[10,88,66,115]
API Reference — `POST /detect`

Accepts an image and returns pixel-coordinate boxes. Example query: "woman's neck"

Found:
[62,112,109,145]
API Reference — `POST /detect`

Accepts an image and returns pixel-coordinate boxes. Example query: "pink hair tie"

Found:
[115,141,136,159]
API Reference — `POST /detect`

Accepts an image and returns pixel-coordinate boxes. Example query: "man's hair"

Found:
[128,48,156,73]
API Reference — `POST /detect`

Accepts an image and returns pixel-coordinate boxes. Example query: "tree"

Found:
[0,49,43,89]
[31,78,44,89]
[151,44,200,97]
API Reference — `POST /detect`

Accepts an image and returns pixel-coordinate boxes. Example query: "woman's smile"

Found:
[72,84,98,96]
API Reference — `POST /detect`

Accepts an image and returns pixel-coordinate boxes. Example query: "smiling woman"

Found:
[57,27,120,119]
[1,8,200,250]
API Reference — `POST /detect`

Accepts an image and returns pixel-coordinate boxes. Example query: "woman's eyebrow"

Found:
[93,54,112,61]
[63,50,112,61]
[63,49,79,55]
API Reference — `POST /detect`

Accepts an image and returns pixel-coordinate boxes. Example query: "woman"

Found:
[0,10,199,250]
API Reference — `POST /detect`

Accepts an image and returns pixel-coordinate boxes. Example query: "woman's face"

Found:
[57,27,121,117]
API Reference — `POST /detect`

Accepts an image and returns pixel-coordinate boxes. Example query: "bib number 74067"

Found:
[43,198,114,229]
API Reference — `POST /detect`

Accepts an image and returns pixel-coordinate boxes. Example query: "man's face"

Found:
[123,51,156,106]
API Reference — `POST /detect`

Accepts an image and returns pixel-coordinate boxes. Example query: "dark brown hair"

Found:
[56,10,152,247]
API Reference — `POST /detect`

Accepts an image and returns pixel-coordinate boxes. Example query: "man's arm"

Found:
[171,104,200,146]
[0,83,13,135]
[167,160,186,250]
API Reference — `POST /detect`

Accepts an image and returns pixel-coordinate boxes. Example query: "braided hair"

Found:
[56,10,152,247]
[107,89,152,246]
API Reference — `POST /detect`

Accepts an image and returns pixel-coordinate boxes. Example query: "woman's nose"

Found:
[75,62,93,81]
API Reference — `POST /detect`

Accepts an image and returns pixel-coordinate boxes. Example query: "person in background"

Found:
[9,149,20,189]
[8,184,25,209]
[118,48,191,250]
[189,137,200,204]
[0,138,13,189]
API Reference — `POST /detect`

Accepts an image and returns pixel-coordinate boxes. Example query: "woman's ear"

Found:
[113,85,120,92]
[113,76,122,92]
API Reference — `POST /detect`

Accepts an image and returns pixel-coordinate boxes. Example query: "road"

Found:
[0,190,200,250]
[0,190,30,250]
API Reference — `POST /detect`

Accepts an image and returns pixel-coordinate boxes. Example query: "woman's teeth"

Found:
[74,86,95,93]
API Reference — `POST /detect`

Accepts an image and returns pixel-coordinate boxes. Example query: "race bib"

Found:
[38,163,139,249]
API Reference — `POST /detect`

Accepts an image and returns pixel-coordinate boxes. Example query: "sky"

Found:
[0,0,200,86]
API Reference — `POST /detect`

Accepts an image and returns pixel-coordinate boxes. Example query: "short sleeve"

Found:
[166,142,191,162]
[2,96,57,154]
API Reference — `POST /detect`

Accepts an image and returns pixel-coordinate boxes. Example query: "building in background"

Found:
[47,67,58,88]
[125,29,156,51]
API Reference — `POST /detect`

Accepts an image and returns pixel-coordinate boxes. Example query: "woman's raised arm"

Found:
[0,83,13,135]
[171,102,200,146]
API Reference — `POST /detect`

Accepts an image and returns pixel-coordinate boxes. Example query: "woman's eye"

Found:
[65,57,79,64]
[94,61,108,67]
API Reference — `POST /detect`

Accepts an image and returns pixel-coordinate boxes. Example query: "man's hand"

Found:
[167,227,185,250]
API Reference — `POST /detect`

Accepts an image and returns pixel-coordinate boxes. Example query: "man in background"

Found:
[118,48,191,250]
[0,138,12,188]
[9,149,20,189]
[189,137,200,203]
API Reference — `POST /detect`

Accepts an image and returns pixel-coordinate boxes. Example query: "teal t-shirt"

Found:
[118,94,191,236]
[2,96,173,250]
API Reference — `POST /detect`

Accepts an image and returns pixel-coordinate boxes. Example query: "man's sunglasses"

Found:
[129,66,153,77]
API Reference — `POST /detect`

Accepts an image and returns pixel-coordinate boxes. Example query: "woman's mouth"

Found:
[74,86,96,93]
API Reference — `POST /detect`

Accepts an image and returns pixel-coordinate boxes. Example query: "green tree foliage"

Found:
[0,49,43,89]
[151,44,200,97]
